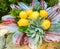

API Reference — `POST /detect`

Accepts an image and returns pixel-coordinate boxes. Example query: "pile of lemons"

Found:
[17,9,50,30]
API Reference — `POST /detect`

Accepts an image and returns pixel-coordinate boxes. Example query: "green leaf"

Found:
[18,26,28,33]
[9,8,21,18]
[45,0,58,7]
[8,0,16,3]
[20,0,32,4]
[33,3,42,12]
[33,34,40,45]
[1,2,8,11]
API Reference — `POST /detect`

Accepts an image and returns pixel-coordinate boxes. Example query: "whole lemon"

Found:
[26,9,33,16]
[41,20,51,30]
[29,11,39,20]
[17,19,29,26]
[40,10,48,18]
[19,11,27,19]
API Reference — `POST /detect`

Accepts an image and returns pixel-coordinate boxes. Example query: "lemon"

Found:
[29,11,39,20]
[26,9,33,16]
[41,20,51,30]
[17,19,29,26]
[40,10,48,18]
[19,11,27,19]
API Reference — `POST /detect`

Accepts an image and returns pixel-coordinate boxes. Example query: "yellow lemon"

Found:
[17,19,29,26]
[19,11,27,19]
[40,10,48,18]
[26,9,33,16]
[41,20,51,30]
[29,11,39,20]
